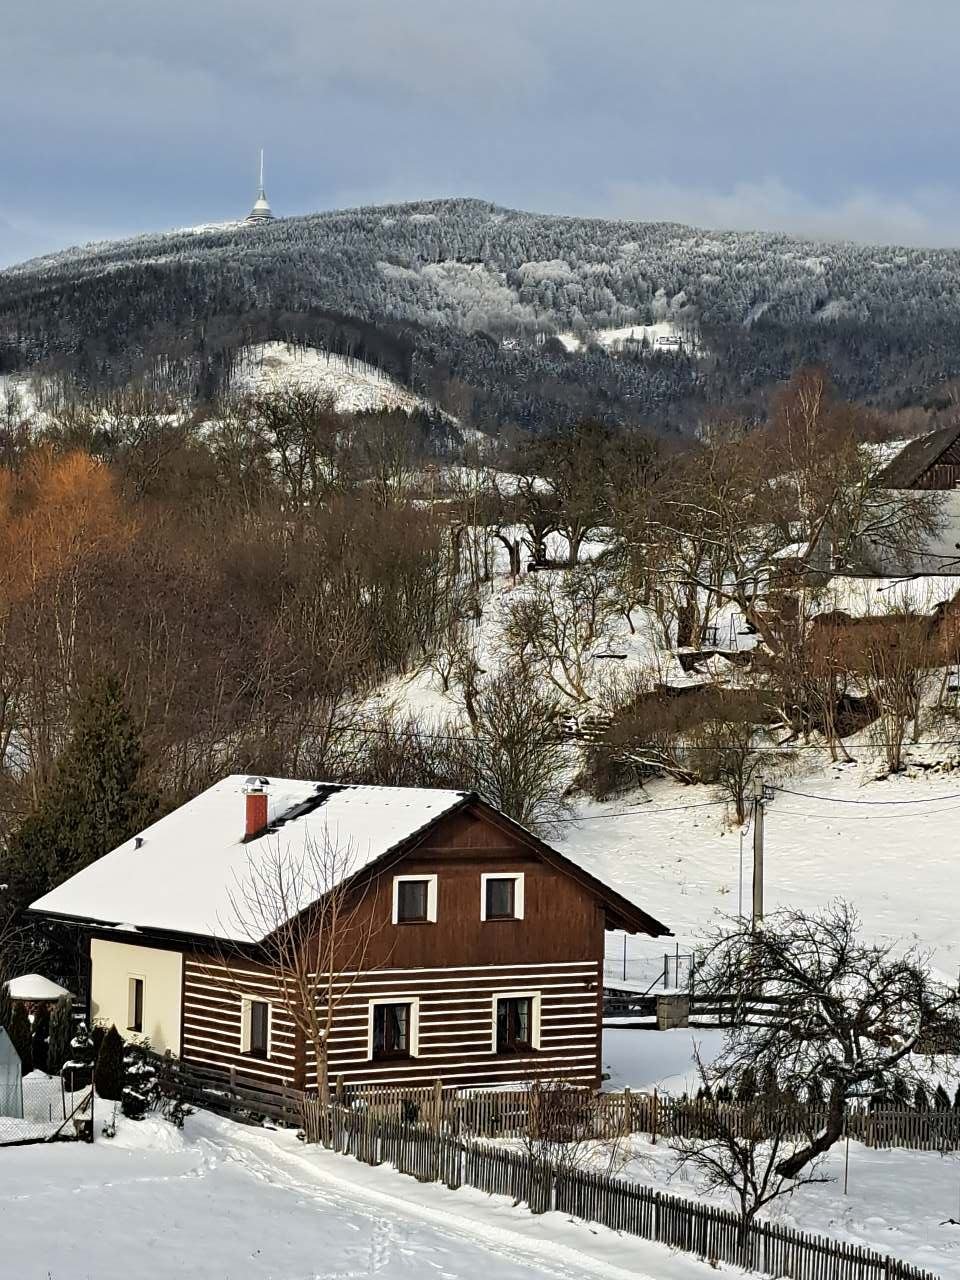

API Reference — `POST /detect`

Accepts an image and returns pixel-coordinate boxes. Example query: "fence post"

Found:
[432,1079,443,1133]
[622,1087,631,1137]
[651,1088,658,1145]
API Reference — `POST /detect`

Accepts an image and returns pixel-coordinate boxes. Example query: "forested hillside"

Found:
[3,198,960,431]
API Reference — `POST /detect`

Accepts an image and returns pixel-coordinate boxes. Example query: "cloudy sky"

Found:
[2,1,958,266]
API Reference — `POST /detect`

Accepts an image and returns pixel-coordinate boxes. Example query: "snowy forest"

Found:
[4,199,960,430]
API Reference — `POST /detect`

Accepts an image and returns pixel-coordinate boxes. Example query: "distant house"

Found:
[878,425,960,490]
[30,777,668,1093]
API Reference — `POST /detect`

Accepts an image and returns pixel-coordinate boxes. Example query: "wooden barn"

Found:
[30,776,669,1093]
[878,425,960,490]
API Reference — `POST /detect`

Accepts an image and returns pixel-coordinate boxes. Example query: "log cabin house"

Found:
[877,424,960,490]
[30,776,669,1093]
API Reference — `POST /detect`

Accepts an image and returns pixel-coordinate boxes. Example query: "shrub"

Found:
[94,1026,125,1101]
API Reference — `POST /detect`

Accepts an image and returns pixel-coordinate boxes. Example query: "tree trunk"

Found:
[775,1086,844,1178]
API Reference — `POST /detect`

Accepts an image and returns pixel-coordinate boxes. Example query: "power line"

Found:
[555,799,728,823]
[772,785,960,806]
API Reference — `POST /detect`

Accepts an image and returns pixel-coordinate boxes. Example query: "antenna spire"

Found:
[245,148,275,224]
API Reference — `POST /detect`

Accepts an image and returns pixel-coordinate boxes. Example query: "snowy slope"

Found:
[230,341,448,417]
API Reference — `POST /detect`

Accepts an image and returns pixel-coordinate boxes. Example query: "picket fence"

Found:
[309,1105,940,1280]
[316,1083,960,1152]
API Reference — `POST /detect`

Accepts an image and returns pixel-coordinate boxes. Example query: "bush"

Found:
[46,997,73,1074]
[94,1026,125,1101]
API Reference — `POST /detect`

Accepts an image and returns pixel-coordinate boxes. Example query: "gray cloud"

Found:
[3,1,960,266]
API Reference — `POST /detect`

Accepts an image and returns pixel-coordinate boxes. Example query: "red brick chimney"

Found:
[244,785,268,841]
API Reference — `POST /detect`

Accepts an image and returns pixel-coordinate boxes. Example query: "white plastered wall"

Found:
[90,939,183,1055]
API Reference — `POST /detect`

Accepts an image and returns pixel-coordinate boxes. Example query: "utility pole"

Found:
[751,779,765,931]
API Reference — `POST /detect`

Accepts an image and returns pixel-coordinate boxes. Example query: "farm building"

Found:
[878,424,960,490]
[29,776,669,1093]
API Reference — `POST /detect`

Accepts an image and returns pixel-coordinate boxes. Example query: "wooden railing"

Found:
[310,1105,940,1280]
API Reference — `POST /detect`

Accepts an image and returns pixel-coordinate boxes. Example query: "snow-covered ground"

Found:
[0,1109,721,1280]
[557,321,697,355]
[230,341,447,417]
[566,761,960,984]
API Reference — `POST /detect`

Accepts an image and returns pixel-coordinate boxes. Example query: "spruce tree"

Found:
[0,974,12,1035]
[8,1003,33,1074]
[935,1084,952,1111]
[46,997,73,1074]
[0,677,159,975]
[31,1003,50,1074]
[94,1026,126,1101]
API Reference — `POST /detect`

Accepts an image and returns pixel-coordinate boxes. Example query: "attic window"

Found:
[392,875,438,924]
[481,873,524,921]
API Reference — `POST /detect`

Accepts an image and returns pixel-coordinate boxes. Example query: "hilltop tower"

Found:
[245,149,275,223]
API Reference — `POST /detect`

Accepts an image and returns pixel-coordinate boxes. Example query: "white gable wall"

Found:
[90,939,183,1055]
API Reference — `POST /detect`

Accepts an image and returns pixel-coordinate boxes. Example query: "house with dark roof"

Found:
[878,425,960,490]
[30,776,669,1093]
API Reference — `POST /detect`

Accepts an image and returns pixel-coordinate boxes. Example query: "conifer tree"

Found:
[94,1026,125,1101]
[8,1003,33,1074]
[46,997,73,1074]
[30,1003,50,1074]
[0,677,159,974]
[63,1021,94,1092]
[0,974,12,1036]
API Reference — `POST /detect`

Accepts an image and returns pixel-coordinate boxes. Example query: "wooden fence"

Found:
[148,1052,960,1156]
[315,1083,960,1152]
[310,1105,939,1280]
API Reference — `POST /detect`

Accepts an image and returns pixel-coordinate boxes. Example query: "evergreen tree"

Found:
[0,974,12,1035]
[8,1003,32,1074]
[46,997,73,1074]
[63,1020,94,1092]
[30,1003,50,1074]
[94,1026,126,1101]
[0,677,159,975]
[953,1084,960,1111]
[914,1083,929,1112]
[735,1066,756,1103]
[935,1084,951,1111]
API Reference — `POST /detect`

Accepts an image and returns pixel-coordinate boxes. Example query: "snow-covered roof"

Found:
[4,974,71,1002]
[30,776,468,943]
[808,575,960,619]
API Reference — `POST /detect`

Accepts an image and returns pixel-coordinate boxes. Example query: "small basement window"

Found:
[481,873,524,921]
[241,998,271,1059]
[369,998,420,1060]
[493,992,541,1054]
[392,874,438,924]
[127,977,144,1033]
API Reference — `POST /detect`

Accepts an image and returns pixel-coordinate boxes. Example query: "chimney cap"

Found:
[243,776,270,791]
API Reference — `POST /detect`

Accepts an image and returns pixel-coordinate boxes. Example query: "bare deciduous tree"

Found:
[222,831,384,1105]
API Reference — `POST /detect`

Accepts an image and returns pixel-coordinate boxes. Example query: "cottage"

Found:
[30,776,669,1093]
[878,425,960,490]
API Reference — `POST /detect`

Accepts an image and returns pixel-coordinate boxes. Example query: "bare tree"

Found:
[222,831,384,1105]
[672,1059,830,1253]
[695,902,960,1178]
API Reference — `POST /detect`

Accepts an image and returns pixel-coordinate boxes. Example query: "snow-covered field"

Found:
[0,1109,720,1280]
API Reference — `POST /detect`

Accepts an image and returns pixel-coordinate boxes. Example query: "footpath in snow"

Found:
[0,1109,719,1280]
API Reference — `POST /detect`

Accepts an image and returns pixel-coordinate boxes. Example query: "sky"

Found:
[3,0,960,267]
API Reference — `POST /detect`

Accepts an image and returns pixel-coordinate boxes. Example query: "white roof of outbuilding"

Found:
[30,776,467,943]
[5,974,72,1001]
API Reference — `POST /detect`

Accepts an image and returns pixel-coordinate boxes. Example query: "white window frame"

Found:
[240,996,272,1058]
[392,874,438,924]
[127,974,145,1033]
[480,872,525,921]
[367,995,421,1060]
[491,990,542,1053]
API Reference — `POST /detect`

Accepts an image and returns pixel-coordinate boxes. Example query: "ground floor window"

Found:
[493,991,541,1054]
[369,999,420,1060]
[127,977,144,1033]
[242,998,270,1058]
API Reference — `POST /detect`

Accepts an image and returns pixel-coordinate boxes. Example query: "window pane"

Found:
[373,1003,411,1058]
[496,997,533,1053]
[485,878,515,918]
[128,978,143,1032]
[397,880,428,922]
[250,1001,269,1057]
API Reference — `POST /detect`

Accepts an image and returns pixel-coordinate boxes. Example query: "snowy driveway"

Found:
[0,1112,716,1280]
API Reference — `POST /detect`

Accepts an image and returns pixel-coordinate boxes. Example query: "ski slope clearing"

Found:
[0,1110,720,1280]
[230,341,447,417]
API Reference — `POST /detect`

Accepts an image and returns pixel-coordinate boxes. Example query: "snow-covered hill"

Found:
[229,342,448,417]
